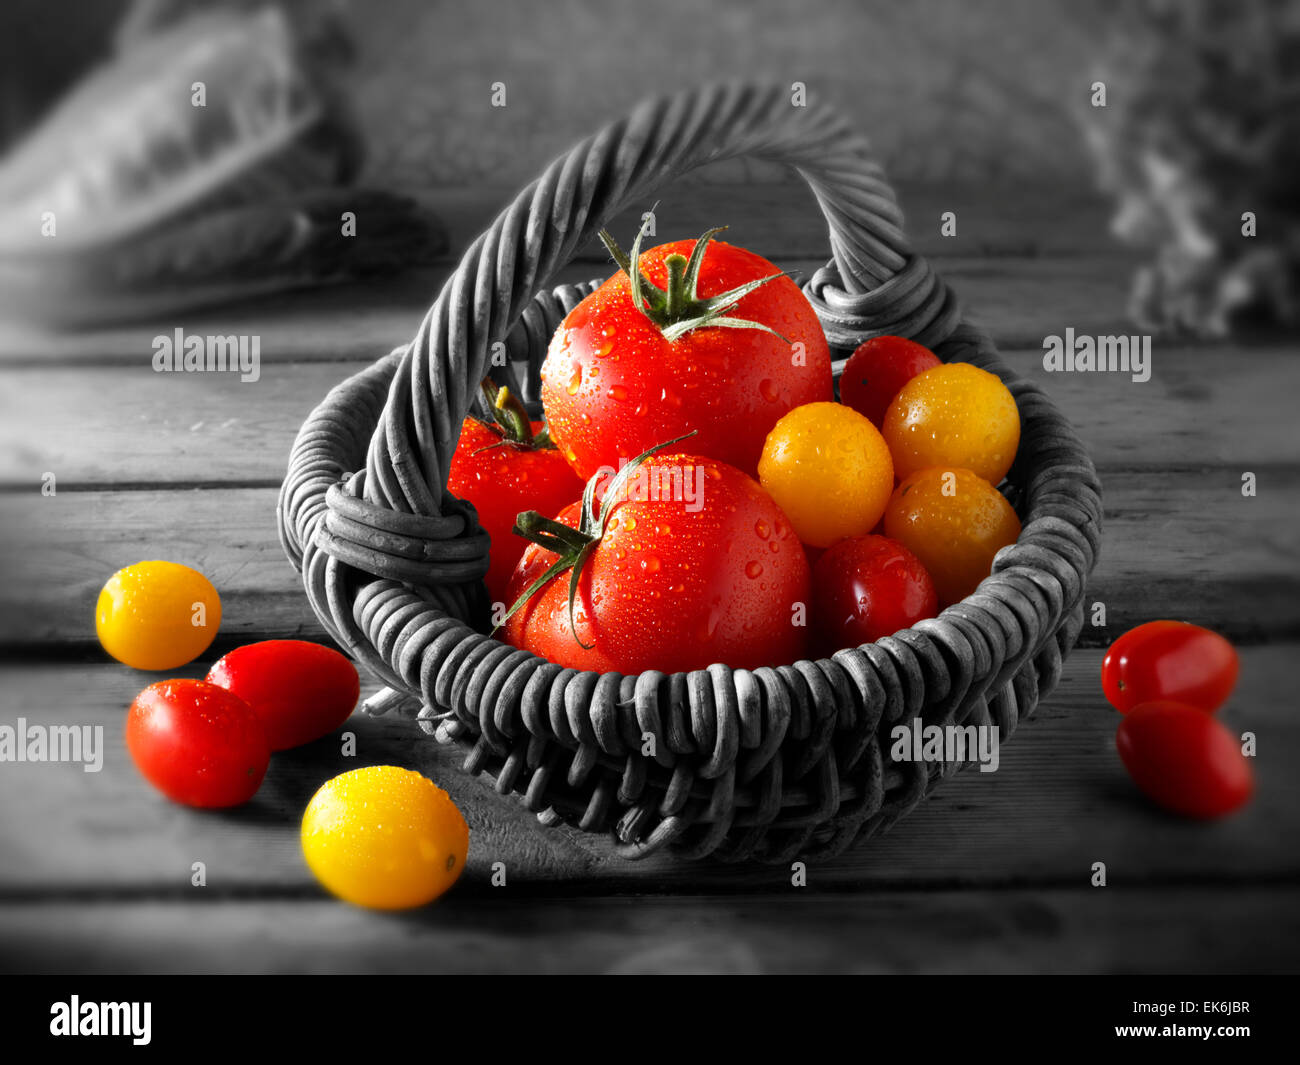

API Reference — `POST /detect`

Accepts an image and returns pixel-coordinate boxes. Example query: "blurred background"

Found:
[2,0,1295,336]
[1,0,1100,184]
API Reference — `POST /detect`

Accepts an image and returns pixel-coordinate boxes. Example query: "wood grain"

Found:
[0,176,1292,973]
[0,183,1124,365]
[2,888,1293,974]
[0,255,1141,366]
[2,343,1295,487]
[1,468,1293,650]
[0,646,1293,894]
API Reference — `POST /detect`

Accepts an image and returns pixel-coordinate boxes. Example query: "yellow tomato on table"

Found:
[96,560,221,670]
[301,766,469,910]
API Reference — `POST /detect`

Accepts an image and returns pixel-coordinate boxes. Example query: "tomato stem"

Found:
[472,379,555,454]
[597,214,791,344]
[493,430,699,647]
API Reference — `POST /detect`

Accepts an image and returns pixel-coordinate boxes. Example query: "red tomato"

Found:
[1101,620,1239,714]
[839,335,941,427]
[812,535,938,653]
[126,679,269,808]
[448,416,584,604]
[502,453,810,674]
[1115,700,1254,818]
[541,227,832,481]
[207,639,360,751]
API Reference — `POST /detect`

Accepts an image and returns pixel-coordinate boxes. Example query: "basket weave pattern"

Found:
[278,84,1102,862]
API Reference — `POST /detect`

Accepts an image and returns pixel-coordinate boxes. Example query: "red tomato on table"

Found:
[502,451,810,674]
[448,412,584,605]
[838,335,941,427]
[1101,620,1239,714]
[811,535,938,653]
[541,223,832,480]
[126,679,269,808]
[207,639,360,751]
[1116,700,1254,818]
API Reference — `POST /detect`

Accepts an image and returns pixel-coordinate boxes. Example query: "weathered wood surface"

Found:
[4,342,1296,488]
[2,469,1293,651]
[0,183,1122,365]
[0,182,1294,973]
[4,888,1295,975]
[0,646,1292,897]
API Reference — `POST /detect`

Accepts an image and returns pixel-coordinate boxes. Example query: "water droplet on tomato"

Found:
[697,607,722,641]
[608,384,628,401]
[597,342,614,357]
[567,367,583,395]
[641,555,661,574]
[759,378,780,403]
[745,561,763,579]
[754,519,770,539]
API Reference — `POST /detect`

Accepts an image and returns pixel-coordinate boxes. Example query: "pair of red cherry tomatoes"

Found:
[1102,621,1251,820]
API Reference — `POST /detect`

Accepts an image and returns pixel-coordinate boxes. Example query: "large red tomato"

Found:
[501,451,810,674]
[448,392,584,604]
[540,224,832,480]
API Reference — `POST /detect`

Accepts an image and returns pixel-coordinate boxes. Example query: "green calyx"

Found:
[472,378,554,454]
[598,210,790,344]
[493,430,698,648]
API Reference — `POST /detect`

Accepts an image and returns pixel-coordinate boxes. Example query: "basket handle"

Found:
[281,82,963,625]
[370,83,957,519]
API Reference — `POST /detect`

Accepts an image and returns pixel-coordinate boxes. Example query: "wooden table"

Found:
[1,183,1296,974]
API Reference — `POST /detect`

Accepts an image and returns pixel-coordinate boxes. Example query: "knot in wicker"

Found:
[278,83,1103,862]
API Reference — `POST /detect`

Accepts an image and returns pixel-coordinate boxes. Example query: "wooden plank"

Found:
[0,888,1293,974]
[0,252,1141,366]
[0,646,1293,894]
[2,341,1294,488]
[0,177,1133,366]
[1,469,1294,649]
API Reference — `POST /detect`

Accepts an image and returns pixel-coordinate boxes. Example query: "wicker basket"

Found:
[277,83,1102,863]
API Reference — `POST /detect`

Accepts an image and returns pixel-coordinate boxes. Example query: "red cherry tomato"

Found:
[207,639,360,751]
[448,416,584,604]
[811,535,937,653]
[1115,700,1254,818]
[126,679,269,808]
[1101,620,1239,714]
[838,335,941,427]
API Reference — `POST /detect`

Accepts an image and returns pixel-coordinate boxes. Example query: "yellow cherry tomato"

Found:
[883,466,1021,605]
[301,766,469,910]
[96,560,221,670]
[758,401,894,548]
[882,362,1020,485]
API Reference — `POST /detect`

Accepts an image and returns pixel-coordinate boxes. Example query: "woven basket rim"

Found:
[276,82,1103,862]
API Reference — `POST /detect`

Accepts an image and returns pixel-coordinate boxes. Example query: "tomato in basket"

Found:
[540,219,832,481]
[448,381,584,604]
[498,437,810,674]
